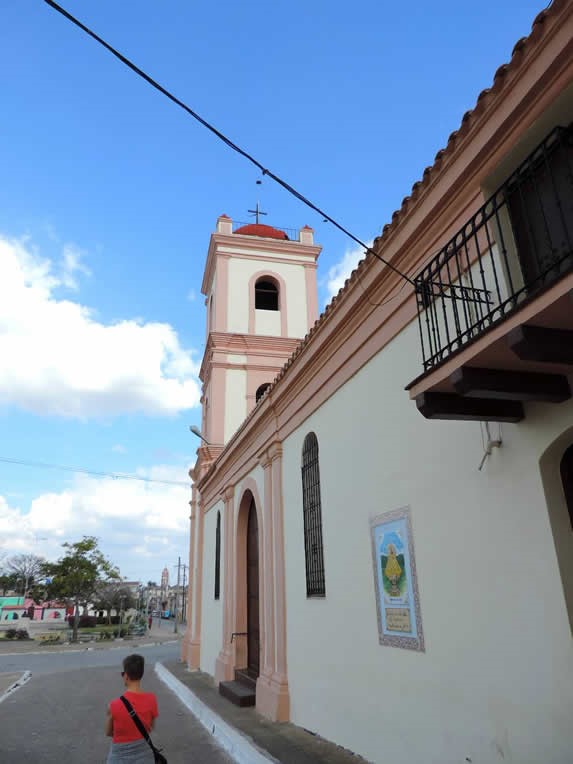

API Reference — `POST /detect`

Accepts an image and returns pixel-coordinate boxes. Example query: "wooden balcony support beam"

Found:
[450,366,571,402]
[416,392,524,422]
[508,325,573,365]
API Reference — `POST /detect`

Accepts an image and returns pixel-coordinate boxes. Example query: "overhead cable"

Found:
[43,0,414,287]
[0,455,190,487]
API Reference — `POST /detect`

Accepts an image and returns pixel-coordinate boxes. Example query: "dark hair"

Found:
[123,654,145,680]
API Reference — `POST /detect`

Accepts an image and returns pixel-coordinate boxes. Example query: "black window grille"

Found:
[506,125,573,285]
[256,383,271,403]
[414,123,573,370]
[214,511,221,600]
[255,279,279,310]
[301,432,326,597]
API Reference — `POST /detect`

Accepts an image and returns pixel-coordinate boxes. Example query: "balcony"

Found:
[407,124,573,422]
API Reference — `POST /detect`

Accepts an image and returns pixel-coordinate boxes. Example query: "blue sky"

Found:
[0,0,544,581]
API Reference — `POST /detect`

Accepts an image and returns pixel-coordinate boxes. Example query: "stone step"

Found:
[234,669,256,690]
[219,679,256,707]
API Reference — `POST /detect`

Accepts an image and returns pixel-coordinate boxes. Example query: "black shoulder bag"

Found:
[119,695,167,764]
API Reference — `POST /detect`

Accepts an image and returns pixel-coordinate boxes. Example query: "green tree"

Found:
[42,537,119,642]
[0,572,19,596]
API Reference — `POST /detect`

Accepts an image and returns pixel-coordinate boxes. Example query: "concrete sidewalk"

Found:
[158,660,370,764]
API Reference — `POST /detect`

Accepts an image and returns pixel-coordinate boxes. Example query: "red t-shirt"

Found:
[109,691,159,743]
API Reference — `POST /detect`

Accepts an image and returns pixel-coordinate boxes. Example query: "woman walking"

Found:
[105,654,159,763]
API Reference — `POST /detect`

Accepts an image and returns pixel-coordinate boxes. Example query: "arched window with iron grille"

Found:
[301,432,326,597]
[214,511,221,600]
[255,278,279,311]
[256,383,271,403]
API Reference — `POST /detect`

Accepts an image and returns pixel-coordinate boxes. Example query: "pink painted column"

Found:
[181,490,196,663]
[259,451,275,681]
[216,253,230,332]
[189,487,205,669]
[304,263,319,328]
[215,485,236,683]
[256,441,290,722]
[207,364,226,446]
[269,442,290,719]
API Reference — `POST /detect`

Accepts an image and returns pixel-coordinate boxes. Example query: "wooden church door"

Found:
[246,498,260,677]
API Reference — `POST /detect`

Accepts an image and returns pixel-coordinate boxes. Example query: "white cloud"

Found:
[0,464,192,581]
[0,236,201,418]
[112,444,127,454]
[59,243,91,290]
[0,495,25,547]
[186,289,196,302]
[324,242,372,302]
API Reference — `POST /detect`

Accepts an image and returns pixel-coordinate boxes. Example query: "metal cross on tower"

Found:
[248,202,267,224]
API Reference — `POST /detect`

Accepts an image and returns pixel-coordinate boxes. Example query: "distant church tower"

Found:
[161,566,169,597]
[199,214,321,446]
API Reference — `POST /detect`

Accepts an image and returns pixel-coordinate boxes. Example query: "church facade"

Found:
[182,3,573,762]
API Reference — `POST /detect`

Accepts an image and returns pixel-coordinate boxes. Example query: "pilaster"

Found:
[189,484,205,669]
[215,484,236,683]
[181,489,195,664]
[255,440,290,722]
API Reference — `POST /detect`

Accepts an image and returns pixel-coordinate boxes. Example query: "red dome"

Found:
[234,223,289,240]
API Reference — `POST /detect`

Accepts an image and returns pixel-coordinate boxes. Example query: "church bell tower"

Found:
[198,213,321,447]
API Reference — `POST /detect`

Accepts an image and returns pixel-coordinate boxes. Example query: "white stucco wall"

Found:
[224,368,247,443]
[255,308,281,336]
[200,501,224,678]
[227,258,249,333]
[227,257,309,337]
[282,319,573,764]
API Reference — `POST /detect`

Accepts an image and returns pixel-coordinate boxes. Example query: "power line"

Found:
[43,0,414,288]
[0,455,191,487]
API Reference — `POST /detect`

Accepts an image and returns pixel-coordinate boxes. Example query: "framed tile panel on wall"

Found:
[370,506,424,651]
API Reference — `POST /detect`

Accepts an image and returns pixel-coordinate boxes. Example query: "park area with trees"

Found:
[0,536,146,643]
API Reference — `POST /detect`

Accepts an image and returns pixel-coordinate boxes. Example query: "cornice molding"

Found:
[200,332,302,381]
[201,232,322,295]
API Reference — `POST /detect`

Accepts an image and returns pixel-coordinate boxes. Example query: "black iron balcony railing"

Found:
[415,123,573,371]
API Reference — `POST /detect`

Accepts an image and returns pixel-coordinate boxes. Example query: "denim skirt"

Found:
[106,738,155,763]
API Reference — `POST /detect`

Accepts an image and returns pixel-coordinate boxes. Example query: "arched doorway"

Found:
[219,486,261,707]
[560,444,573,529]
[246,497,260,679]
[540,431,573,633]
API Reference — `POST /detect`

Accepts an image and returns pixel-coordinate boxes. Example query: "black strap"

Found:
[119,695,158,754]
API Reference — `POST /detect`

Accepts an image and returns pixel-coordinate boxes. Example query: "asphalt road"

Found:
[0,643,234,764]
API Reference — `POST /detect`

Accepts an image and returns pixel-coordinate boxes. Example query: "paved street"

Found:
[0,643,234,763]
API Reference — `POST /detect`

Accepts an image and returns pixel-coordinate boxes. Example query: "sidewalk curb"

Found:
[155,662,278,764]
[0,671,31,704]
